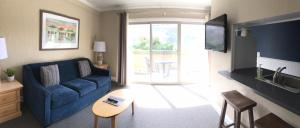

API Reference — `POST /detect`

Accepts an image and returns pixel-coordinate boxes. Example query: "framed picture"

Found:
[40,10,80,50]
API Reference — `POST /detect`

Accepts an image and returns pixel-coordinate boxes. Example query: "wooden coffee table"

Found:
[92,89,134,128]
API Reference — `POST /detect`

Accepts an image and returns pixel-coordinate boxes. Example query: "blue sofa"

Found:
[23,58,111,127]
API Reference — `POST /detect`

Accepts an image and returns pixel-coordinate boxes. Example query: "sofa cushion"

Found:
[63,79,97,96]
[47,85,79,109]
[83,75,111,88]
[40,64,60,87]
[57,60,80,82]
[78,60,91,77]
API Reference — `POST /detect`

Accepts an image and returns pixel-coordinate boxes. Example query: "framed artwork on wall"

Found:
[40,10,80,50]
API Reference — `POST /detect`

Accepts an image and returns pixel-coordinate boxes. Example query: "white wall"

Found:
[257,53,300,77]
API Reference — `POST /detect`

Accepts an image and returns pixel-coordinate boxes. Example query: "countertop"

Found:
[219,67,300,115]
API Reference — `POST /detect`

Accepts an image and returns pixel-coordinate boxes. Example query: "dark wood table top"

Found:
[255,113,294,128]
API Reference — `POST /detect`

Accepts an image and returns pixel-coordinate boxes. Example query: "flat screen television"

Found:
[205,14,227,53]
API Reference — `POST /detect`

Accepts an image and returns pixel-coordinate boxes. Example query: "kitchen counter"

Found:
[219,67,300,115]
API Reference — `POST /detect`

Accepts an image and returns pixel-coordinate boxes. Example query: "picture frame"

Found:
[39,10,80,50]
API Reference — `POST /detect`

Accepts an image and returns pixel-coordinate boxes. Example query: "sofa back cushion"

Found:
[56,60,80,82]
[40,64,60,86]
[26,58,91,84]
[78,60,91,77]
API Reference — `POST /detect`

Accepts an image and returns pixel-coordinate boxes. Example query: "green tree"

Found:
[152,38,174,50]
[133,37,174,50]
[133,37,149,50]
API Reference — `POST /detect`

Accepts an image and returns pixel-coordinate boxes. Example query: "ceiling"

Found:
[78,0,211,12]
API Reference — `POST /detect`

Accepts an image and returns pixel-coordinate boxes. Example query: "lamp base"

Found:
[97,60,103,65]
[95,52,104,65]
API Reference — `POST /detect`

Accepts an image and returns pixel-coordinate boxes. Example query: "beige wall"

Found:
[210,0,300,127]
[0,0,101,81]
[99,11,120,79]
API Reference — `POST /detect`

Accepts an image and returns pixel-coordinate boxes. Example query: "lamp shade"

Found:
[93,41,106,52]
[0,37,8,60]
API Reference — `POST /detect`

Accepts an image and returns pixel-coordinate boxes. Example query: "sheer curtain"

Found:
[118,12,128,86]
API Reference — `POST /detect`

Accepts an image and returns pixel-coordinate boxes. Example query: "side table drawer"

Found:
[0,91,18,105]
[0,81,23,124]
[0,102,19,117]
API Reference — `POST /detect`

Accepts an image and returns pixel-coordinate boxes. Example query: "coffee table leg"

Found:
[94,115,99,128]
[112,116,116,128]
[132,101,135,115]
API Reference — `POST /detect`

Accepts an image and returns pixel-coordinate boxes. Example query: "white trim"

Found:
[177,24,181,83]
[129,18,206,23]
[77,0,211,12]
[100,5,210,12]
[78,0,102,12]
[150,23,153,82]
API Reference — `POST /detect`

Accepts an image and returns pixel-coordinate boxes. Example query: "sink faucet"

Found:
[273,67,286,83]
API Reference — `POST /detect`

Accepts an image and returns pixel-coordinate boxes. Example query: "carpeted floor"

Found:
[0,84,220,128]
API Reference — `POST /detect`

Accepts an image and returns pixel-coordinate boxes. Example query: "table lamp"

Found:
[93,41,106,65]
[0,37,8,85]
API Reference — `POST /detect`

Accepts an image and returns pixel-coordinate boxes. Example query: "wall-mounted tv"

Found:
[205,14,227,53]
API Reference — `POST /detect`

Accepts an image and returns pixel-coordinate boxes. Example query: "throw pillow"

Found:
[78,60,91,77]
[40,64,60,87]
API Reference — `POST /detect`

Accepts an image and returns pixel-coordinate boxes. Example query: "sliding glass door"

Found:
[151,24,178,83]
[127,24,151,83]
[127,22,206,84]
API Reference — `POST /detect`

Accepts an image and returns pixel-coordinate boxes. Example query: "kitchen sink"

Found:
[256,73,300,93]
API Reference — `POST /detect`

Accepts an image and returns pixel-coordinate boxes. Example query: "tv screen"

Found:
[205,14,227,52]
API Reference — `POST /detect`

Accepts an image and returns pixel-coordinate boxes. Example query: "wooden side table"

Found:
[94,64,109,70]
[0,80,23,123]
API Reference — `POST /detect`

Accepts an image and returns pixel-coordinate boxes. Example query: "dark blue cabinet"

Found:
[252,19,300,62]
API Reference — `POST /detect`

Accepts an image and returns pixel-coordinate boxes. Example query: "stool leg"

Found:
[235,111,241,128]
[218,100,227,128]
[132,101,135,115]
[234,110,237,126]
[248,108,254,128]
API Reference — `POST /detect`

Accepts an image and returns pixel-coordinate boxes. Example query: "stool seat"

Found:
[222,90,257,112]
[219,90,257,128]
[255,113,294,128]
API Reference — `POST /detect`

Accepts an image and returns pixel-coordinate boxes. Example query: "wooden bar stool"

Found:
[255,113,294,128]
[218,90,257,128]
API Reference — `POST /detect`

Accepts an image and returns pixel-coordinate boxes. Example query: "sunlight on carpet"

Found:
[129,84,210,109]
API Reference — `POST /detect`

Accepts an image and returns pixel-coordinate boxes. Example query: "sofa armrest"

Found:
[92,66,111,76]
[23,66,51,126]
